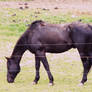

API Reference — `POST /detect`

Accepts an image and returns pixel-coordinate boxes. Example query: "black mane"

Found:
[29,20,44,30]
[31,20,44,25]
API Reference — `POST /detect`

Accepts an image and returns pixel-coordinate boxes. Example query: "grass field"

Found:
[0,7,92,92]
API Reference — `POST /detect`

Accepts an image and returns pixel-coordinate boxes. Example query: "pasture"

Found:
[0,1,92,92]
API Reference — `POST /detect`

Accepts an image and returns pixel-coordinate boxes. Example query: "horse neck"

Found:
[11,37,27,64]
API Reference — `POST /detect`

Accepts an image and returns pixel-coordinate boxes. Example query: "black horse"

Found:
[6,20,92,85]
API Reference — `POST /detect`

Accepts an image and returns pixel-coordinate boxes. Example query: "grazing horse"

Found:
[6,20,92,85]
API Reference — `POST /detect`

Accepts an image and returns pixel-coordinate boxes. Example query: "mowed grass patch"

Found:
[0,8,92,92]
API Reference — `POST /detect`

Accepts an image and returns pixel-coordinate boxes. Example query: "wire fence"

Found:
[3,43,92,46]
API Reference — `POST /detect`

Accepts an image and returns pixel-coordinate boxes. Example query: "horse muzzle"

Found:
[7,74,15,83]
[7,77,14,83]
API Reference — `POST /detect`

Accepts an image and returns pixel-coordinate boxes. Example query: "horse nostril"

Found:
[7,78,14,83]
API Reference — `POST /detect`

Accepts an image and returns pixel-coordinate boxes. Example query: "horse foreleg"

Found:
[36,50,54,85]
[41,56,54,85]
[33,55,41,84]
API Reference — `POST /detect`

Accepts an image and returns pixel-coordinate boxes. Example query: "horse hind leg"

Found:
[80,52,92,85]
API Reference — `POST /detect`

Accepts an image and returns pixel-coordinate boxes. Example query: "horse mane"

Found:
[31,20,44,25]
[29,20,46,30]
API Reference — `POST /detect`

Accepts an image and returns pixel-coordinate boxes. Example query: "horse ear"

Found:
[5,57,10,61]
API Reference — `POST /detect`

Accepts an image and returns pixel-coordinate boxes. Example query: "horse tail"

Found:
[88,24,92,30]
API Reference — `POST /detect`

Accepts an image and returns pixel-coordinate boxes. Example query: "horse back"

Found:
[29,23,72,53]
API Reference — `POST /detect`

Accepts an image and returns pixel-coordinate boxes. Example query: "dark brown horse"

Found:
[6,20,92,85]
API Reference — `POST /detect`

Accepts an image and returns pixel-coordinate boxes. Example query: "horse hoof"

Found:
[32,81,37,85]
[49,83,54,86]
[78,83,84,86]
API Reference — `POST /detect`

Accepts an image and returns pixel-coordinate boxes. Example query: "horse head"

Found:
[6,57,20,83]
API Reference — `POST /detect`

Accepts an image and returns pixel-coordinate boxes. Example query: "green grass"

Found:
[1,8,92,92]
[0,8,92,38]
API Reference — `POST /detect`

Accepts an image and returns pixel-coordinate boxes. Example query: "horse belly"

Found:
[46,44,71,53]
